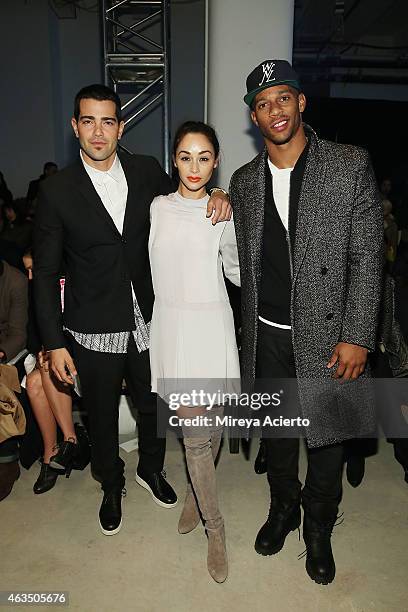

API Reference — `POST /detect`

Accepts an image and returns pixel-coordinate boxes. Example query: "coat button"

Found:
[321,266,328,275]
[326,313,334,320]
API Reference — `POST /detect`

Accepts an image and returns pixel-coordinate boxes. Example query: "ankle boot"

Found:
[178,428,223,535]
[33,461,59,494]
[49,438,78,475]
[255,495,301,555]
[303,502,337,585]
[183,433,227,583]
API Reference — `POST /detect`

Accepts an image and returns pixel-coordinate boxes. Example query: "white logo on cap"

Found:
[259,62,276,86]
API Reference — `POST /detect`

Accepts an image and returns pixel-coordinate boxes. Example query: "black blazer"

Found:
[33,151,172,350]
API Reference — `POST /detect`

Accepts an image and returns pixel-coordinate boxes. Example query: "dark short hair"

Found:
[173,121,220,159]
[74,84,122,122]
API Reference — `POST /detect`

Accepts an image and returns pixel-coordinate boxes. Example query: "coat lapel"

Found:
[245,150,268,288]
[293,127,327,282]
[75,159,121,237]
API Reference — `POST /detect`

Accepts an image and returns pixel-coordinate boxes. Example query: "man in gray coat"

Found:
[230,60,383,584]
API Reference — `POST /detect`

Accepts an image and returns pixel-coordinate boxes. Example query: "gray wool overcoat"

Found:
[230,124,384,448]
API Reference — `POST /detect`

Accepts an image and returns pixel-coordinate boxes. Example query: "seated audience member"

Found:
[345,274,408,487]
[0,257,28,501]
[0,258,28,365]
[1,199,32,253]
[26,162,58,205]
[22,251,89,494]
[380,177,393,203]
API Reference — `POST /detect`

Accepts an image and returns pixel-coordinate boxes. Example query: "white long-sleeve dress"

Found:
[148,191,241,401]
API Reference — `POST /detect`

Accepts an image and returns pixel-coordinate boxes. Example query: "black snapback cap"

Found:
[244,59,300,107]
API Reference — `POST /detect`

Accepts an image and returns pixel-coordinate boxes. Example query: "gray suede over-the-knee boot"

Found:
[178,415,223,534]
[182,409,227,583]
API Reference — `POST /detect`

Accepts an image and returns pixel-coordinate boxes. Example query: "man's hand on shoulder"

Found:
[327,342,368,380]
[47,347,77,385]
[207,189,232,225]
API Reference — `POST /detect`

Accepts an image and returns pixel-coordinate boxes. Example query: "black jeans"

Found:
[69,334,165,493]
[256,321,343,510]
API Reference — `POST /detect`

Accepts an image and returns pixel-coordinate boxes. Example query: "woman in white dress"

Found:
[149,122,240,583]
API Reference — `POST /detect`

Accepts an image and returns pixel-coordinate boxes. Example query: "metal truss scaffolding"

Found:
[101,0,171,172]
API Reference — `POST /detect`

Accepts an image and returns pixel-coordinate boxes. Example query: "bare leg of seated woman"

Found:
[40,366,76,443]
[39,356,79,473]
[178,403,227,583]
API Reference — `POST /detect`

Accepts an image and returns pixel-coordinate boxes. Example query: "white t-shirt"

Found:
[267,158,293,230]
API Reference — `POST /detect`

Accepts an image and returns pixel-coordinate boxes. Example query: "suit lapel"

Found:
[75,159,121,237]
[246,150,268,288]
[293,129,327,282]
[120,152,141,237]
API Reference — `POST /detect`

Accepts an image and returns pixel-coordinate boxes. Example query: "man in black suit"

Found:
[33,84,230,535]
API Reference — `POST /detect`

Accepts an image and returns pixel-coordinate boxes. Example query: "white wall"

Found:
[207,0,295,187]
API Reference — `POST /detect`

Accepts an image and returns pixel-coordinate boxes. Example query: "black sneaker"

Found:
[99,488,126,536]
[135,469,178,508]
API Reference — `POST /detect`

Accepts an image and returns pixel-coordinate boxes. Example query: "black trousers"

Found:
[69,334,165,493]
[256,321,343,510]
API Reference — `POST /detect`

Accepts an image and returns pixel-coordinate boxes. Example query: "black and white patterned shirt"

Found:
[65,152,150,354]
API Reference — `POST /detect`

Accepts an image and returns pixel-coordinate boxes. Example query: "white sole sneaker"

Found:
[98,517,122,536]
[135,474,178,509]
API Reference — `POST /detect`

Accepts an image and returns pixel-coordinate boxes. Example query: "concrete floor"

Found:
[2,437,407,612]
